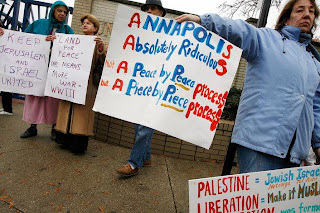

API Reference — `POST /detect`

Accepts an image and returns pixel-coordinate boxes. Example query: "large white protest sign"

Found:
[189,165,320,213]
[93,5,242,149]
[44,33,95,104]
[0,29,50,96]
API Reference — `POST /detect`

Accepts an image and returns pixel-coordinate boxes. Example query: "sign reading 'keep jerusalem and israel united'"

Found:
[0,29,50,96]
[93,5,242,149]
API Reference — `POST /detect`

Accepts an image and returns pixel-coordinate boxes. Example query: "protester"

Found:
[54,14,106,154]
[20,1,74,139]
[116,0,166,177]
[0,20,13,116]
[176,0,320,173]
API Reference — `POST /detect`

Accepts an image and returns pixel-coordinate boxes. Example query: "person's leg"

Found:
[143,133,152,166]
[20,124,37,138]
[51,124,57,141]
[69,134,88,154]
[2,92,12,112]
[128,124,154,168]
[237,145,299,173]
[116,124,154,176]
[0,92,13,115]
[55,131,65,145]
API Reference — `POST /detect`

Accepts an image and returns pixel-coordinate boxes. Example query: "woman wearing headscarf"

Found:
[176,0,320,172]
[20,1,74,139]
[55,14,106,154]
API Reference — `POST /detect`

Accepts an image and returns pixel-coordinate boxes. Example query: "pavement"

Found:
[0,100,239,213]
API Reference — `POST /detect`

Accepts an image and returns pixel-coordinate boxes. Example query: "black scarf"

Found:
[300,33,320,62]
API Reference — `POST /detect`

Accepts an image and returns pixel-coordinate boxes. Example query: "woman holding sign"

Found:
[20,1,74,139]
[175,0,320,172]
[54,14,106,154]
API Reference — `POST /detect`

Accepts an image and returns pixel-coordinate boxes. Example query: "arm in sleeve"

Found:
[312,84,320,149]
[312,85,320,164]
[96,40,106,60]
[91,42,106,87]
[200,14,271,62]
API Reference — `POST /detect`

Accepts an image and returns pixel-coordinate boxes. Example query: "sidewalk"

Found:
[0,101,239,213]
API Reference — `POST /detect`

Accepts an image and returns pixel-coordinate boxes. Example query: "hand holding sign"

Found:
[45,35,57,41]
[175,14,201,25]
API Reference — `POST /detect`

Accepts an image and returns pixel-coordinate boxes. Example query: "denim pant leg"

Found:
[128,124,154,168]
[237,145,299,173]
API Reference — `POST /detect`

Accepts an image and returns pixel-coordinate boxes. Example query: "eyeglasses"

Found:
[144,5,160,11]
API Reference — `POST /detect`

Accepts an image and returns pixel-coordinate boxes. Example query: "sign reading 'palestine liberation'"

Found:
[189,165,320,213]
[93,4,242,149]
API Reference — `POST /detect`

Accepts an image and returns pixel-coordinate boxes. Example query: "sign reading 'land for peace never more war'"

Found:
[0,29,50,96]
[44,33,96,105]
[93,4,242,149]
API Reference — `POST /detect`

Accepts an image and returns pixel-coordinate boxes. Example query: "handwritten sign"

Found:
[189,165,320,213]
[93,5,242,149]
[44,33,95,104]
[0,29,50,96]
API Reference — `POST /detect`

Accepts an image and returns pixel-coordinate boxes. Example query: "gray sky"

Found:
[40,0,286,29]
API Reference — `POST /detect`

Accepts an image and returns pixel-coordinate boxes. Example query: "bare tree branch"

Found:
[218,0,282,18]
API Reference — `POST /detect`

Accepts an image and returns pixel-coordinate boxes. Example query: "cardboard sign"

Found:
[93,4,242,149]
[44,33,96,104]
[189,165,320,213]
[0,29,50,96]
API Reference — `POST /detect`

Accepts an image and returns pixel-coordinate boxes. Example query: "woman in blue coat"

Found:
[176,0,320,172]
[20,1,74,139]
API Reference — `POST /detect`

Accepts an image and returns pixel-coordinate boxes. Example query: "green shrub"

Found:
[221,87,242,121]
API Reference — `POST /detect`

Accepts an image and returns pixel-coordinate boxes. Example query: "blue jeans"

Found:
[237,145,299,173]
[128,124,154,168]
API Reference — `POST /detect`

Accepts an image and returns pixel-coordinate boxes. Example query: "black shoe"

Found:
[70,135,88,154]
[55,131,64,144]
[51,128,57,141]
[20,127,37,138]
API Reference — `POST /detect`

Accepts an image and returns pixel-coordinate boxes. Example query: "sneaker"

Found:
[116,163,138,177]
[143,159,152,167]
[0,108,4,112]
[0,111,13,115]
[20,127,37,138]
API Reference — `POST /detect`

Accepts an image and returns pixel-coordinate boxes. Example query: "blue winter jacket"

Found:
[24,1,74,35]
[200,14,320,164]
